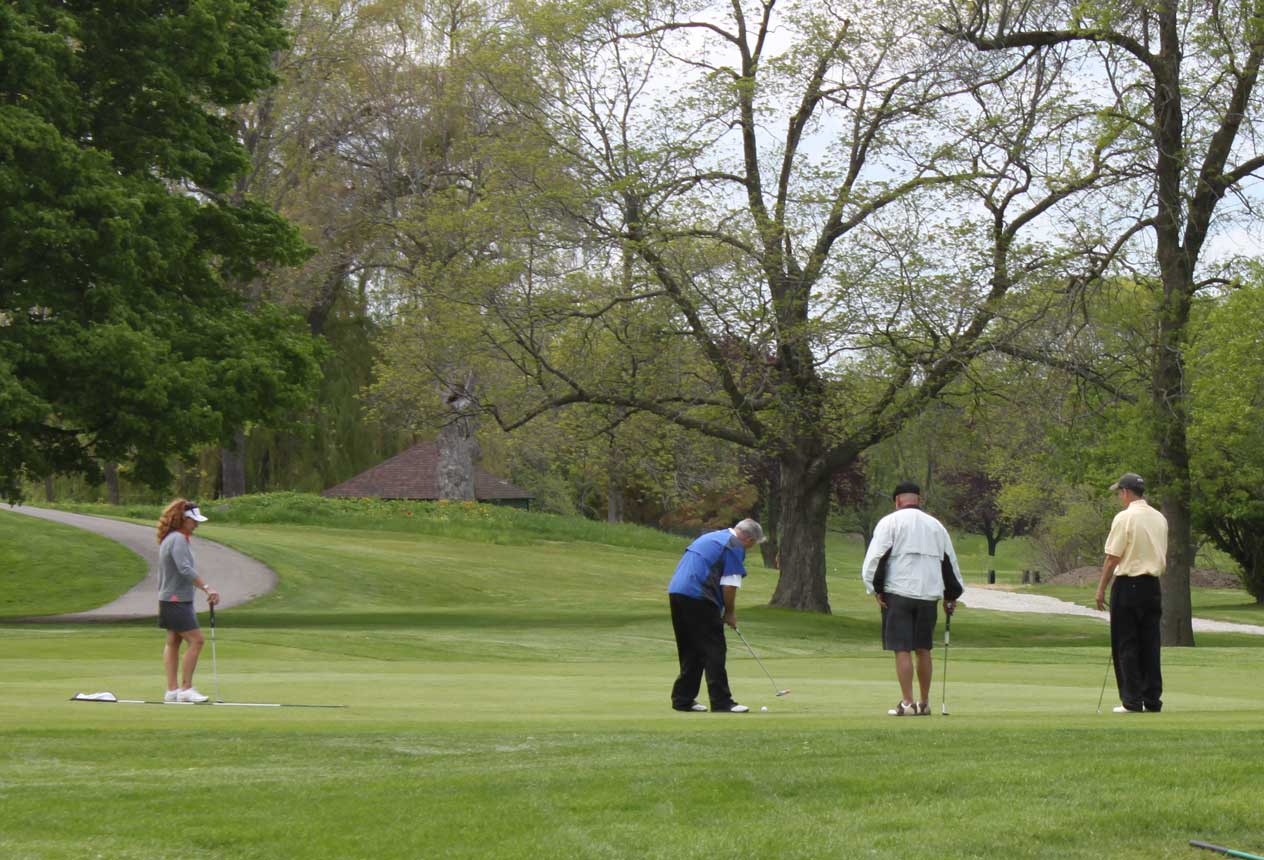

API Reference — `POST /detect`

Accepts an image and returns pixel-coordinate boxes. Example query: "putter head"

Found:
[776,689,790,697]
[941,704,949,715]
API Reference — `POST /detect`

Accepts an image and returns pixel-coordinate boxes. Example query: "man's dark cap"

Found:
[892,481,921,499]
[1109,472,1145,494]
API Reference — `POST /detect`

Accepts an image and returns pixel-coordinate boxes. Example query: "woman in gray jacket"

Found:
[156,499,219,702]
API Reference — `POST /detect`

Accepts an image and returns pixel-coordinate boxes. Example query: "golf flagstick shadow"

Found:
[70,693,346,708]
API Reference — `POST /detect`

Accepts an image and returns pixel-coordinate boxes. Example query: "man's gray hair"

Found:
[734,519,766,544]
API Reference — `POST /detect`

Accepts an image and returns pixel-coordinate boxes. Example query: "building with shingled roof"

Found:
[321,441,533,509]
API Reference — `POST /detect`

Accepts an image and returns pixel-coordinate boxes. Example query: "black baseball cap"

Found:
[1109,473,1145,494]
[892,481,921,499]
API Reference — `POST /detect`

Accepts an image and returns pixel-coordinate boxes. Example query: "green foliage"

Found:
[659,483,759,535]
[0,0,321,500]
[1189,277,1264,600]
[244,305,404,494]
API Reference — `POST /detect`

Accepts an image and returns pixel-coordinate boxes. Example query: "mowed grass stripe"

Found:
[1,724,1261,859]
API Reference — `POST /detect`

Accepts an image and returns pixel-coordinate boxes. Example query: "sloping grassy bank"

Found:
[37,492,688,551]
[0,510,145,617]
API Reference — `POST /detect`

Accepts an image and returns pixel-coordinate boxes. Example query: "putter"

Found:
[733,627,790,697]
[1096,649,1113,714]
[940,612,951,715]
[1096,600,1111,714]
[209,602,221,704]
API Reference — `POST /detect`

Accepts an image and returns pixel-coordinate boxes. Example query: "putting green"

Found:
[1,511,1261,859]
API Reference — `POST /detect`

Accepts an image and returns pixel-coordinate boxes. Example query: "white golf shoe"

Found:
[177,688,210,703]
[163,690,179,703]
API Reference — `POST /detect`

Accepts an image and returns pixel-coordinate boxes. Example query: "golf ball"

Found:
[760,706,768,712]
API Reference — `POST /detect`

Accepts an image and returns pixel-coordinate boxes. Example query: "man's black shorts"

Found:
[157,600,199,632]
[881,593,937,651]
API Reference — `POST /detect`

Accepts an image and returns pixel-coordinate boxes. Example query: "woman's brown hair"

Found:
[156,498,192,544]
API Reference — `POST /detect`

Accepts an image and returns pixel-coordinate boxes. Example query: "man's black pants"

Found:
[1110,574,1163,712]
[669,594,734,710]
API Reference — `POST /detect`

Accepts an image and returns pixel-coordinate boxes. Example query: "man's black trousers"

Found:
[1110,574,1163,712]
[669,594,735,710]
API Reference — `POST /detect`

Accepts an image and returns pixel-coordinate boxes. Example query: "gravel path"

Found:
[962,584,1264,636]
[2,505,277,622]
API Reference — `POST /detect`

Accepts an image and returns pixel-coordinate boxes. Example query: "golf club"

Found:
[1190,840,1264,860]
[209,602,221,704]
[1096,600,1111,714]
[733,627,790,697]
[940,611,951,715]
[1095,649,1113,714]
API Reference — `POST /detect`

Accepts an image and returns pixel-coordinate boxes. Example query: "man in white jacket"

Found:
[862,482,964,716]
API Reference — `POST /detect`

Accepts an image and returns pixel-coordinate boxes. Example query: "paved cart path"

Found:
[7,504,1260,635]
[962,585,1264,636]
[2,505,277,622]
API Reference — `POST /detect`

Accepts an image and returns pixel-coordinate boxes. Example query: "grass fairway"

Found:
[2,507,1262,860]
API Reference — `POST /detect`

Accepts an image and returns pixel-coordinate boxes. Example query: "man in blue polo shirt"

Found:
[668,518,765,713]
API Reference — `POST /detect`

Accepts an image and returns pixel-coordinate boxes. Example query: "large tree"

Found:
[214,0,421,496]
[441,0,1128,611]
[946,0,1264,644]
[0,0,322,499]
[1189,274,1264,602]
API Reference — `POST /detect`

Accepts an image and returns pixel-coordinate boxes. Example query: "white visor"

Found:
[185,506,208,523]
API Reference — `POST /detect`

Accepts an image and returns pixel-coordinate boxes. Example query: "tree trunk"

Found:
[759,463,781,569]
[769,457,832,612]
[103,462,120,505]
[221,429,248,499]
[437,377,479,501]
[760,539,780,570]
[43,475,55,503]
[306,260,351,336]
[1153,281,1196,645]
[1150,18,1195,647]
[606,471,625,524]
[986,531,1001,557]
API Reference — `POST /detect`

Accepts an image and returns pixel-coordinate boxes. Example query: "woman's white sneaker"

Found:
[163,690,179,703]
[177,688,209,703]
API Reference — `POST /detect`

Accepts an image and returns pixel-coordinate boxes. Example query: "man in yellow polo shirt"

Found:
[1095,472,1168,713]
